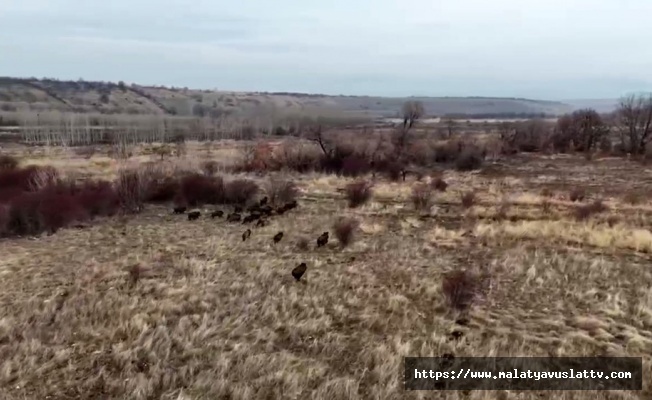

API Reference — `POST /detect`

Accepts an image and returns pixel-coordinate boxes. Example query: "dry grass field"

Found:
[1,140,652,399]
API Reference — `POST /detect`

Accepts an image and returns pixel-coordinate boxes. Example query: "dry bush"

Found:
[442,270,479,311]
[109,141,133,160]
[224,179,260,206]
[455,147,484,171]
[333,217,359,248]
[7,192,46,235]
[114,169,148,213]
[73,146,96,159]
[540,187,554,198]
[0,154,19,170]
[344,180,373,208]
[494,198,511,220]
[201,160,219,176]
[574,199,608,221]
[623,190,645,205]
[431,177,448,192]
[296,237,310,251]
[411,183,434,211]
[273,142,321,173]
[569,188,586,202]
[541,199,553,215]
[265,178,299,207]
[340,154,371,177]
[433,139,463,163]
[460,191,476,209]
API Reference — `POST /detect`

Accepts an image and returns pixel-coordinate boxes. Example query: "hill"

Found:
[0,77,575,118]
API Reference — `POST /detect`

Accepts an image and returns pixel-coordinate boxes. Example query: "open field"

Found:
[1,138,652,399]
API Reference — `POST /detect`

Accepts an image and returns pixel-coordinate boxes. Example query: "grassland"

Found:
[1,139,651,400]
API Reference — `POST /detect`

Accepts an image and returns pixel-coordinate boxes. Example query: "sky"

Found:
[1,0,651,100]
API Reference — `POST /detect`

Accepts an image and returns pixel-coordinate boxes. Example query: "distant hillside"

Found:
[562,99,620,113]
[0,77,574,118]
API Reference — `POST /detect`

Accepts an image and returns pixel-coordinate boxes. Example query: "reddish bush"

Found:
[265,178,298,207]
[0,165,52,191]
[76,181,119,217]
[0,187,25,205]
[333,217,359,248]
[0,155,19,170]
[442,270,478,311]
[224,179,259,205]
[179,174,224,206]
[37,193,89,233]
[0,204,8,236]
[144,177,179,203]
[344,180,373,208]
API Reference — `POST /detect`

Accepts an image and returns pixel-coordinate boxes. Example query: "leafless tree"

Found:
[617,94,652,154]
[401,100,425,130]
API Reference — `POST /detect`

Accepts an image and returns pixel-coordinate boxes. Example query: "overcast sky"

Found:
[1,0,651,99]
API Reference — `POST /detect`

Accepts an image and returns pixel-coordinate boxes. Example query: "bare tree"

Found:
[401,100,425,130]
[617,94,652,154]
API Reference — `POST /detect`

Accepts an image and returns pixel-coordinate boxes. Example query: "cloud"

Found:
[1,0,651,98]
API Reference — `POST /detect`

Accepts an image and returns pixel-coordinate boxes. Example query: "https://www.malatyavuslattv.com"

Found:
[404,357,643,390]
[413,368,634,381]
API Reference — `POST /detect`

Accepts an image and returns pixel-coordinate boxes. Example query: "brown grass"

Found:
[0,141,651,400]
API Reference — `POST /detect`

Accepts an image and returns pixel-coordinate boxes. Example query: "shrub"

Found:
[0,204,8,236]
[460,191,476,209]
[494,198,510,220]
[115,169,148,213]
[144,177,179,203]
[0,155,19,170]
[540,187,554,198]
[265,178,298,207]
[569,188,586,202]
[442,270,478,311]
[224,179,259,206]
[455,148,484,171]
[344,180,373,208]
[179,174,224,206]
[411,183,434,211]
[541,199,552,215]
[7,192,44,235]
[296,237,310,251]
[73,146,96,159]
[0,165,58,192]
[37,192,89,233]
[76,181,119,217]
[201,160,219,176]
[574,199,608,221]
[623,190,645,205]
[333,217,359,248]
[340,154,371,177]
[431,177,448,192]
